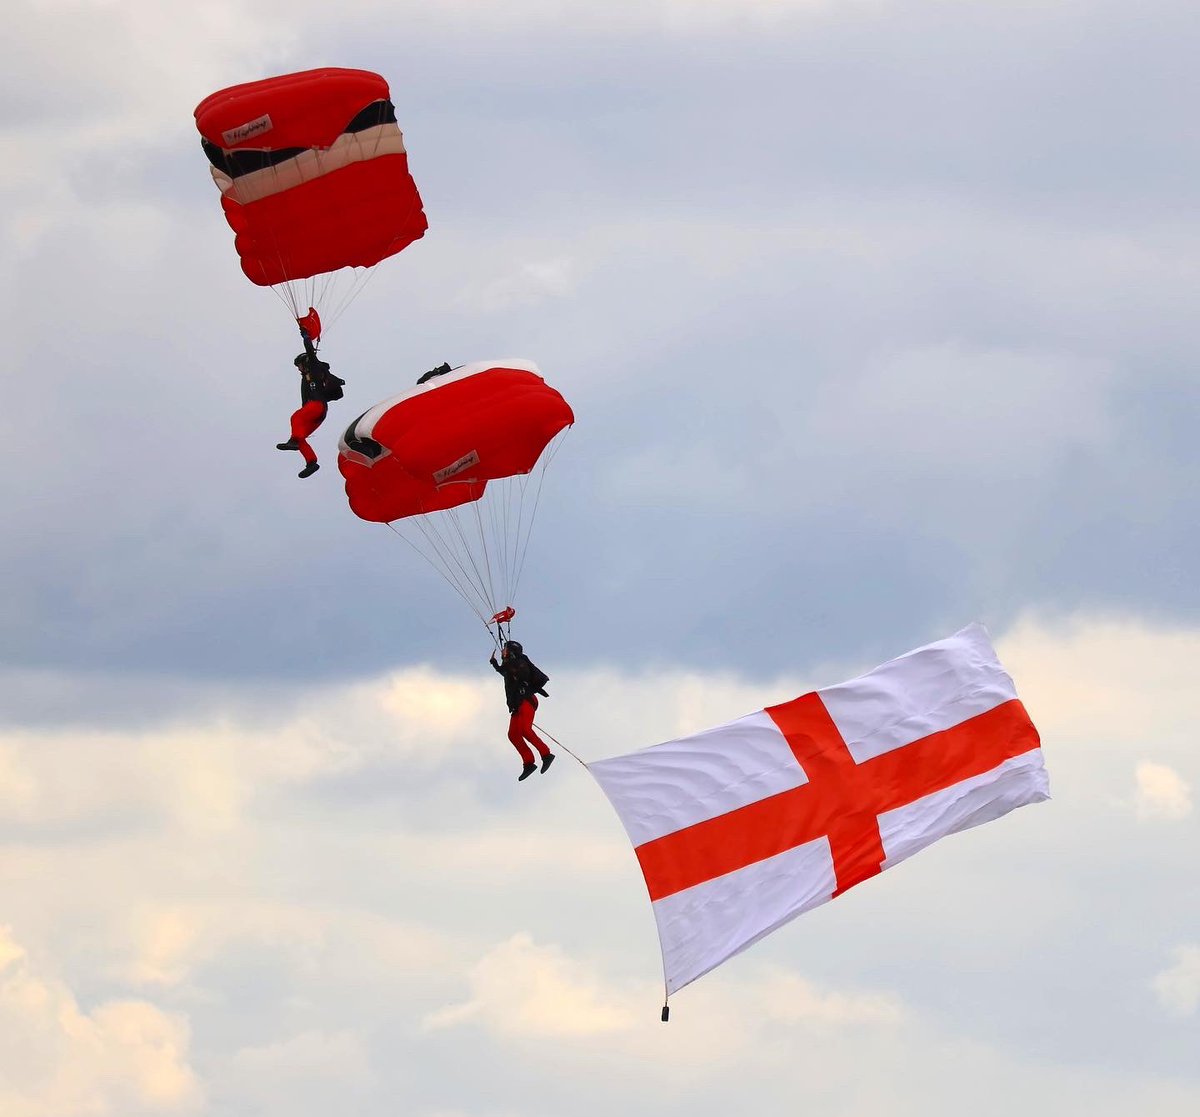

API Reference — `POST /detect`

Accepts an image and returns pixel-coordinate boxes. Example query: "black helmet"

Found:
[504,640,523,656]
[294,353,307,368]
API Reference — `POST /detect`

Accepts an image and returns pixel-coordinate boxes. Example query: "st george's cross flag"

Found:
[590,624,1048,997]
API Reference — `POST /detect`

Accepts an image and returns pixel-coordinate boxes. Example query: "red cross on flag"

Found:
[590,624,1048,999]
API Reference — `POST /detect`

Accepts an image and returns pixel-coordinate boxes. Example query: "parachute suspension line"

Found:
[441,501,499,615]
[491,475,519,608]
[270,282,301,321]
[505,475,521,597]
[409,512,494,620]
[371,117,388,159]
[312,269,334,318]
[510,475,526,593]
[506,468,532,594]
[484,482,509,608]
[468,495,500,615]
[322,265,380,334]
[496,475,516,603]
[418,506,498,622]
[386,520,477,617]
[263,160,303,320]
[393,513,490,621]
[381,430,569,640]
[509,472,535,604]
[385,520,492,627]
[511,429,569,605]
[442,501,492,616]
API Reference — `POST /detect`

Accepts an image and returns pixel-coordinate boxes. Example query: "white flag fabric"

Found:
[589,623,1049,997]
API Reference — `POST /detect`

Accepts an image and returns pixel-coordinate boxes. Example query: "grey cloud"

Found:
[3,0,1200,685]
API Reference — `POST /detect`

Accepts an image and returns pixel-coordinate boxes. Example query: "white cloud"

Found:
[0,613,1198,1113]
[1152,945,1200,1017]
[105,901,455,1001]
[0,926,200,1117]
[997,616,1200,757]
[0,659,801,840]
[422,931,906,1087]
[230,1029,374,1102]
[752,967,903,1027]
[423,932,641,1037]
[1135,762,1193,821]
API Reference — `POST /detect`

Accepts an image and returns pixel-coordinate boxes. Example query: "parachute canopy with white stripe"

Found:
[338,360,573,632]
[194,67,427,328]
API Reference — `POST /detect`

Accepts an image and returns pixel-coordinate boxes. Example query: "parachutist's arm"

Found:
[299,328,319,362]
[490,656,505,674]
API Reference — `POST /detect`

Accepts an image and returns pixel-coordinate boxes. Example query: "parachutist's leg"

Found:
[515,698,551,760]
[288,401,326,477]
[508,715,536,766]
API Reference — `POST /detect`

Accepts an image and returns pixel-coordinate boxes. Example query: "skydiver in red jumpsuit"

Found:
[489,640,555,781]
[276,328,345,479]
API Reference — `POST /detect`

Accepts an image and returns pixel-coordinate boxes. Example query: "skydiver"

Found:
[489,640,554,781]
[276,328,345,479]
[416,361,452,385]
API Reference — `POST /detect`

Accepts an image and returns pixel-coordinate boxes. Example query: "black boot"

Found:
[276,438,299,451]
[298,461,319,479]
[540,753,555,774]
[518,762,537,781]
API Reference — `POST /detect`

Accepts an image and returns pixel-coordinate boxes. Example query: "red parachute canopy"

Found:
[338,361,573,627]
[338,361,574,522]
[194,67,427,310]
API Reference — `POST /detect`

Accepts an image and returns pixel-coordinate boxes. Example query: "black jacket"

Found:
[492,650,549,714]
[297,355,345,404]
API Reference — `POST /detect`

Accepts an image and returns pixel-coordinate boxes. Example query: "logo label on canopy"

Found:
[222,114,274,146]
[434,450,481,484]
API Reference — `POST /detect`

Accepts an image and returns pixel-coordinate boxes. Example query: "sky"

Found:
[1,0,1197,1114]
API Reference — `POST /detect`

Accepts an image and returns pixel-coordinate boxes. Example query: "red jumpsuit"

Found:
[290,399,327,466]
[507,695,550,766]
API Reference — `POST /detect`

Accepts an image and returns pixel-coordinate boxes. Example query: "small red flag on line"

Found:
[590,623,1049,999]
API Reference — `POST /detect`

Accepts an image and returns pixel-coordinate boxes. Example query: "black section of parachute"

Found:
[201,99,399,178]
[342,412,384,460]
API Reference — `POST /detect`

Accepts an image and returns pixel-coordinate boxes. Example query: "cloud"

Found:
[1135,762,1193,821]
[0,926,200,1117]
[0,612,1196,1113]
[228,1029,375,1109]
[997,617,1200,757]
[106,901,455,1003]
[1152,945,1200,1017]
[752,967,903,1026]
[423,932,640,1037]
[422,931,905,1081]
[0,657,803,842]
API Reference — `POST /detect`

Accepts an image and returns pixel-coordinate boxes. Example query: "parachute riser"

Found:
[489,605,516,652]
